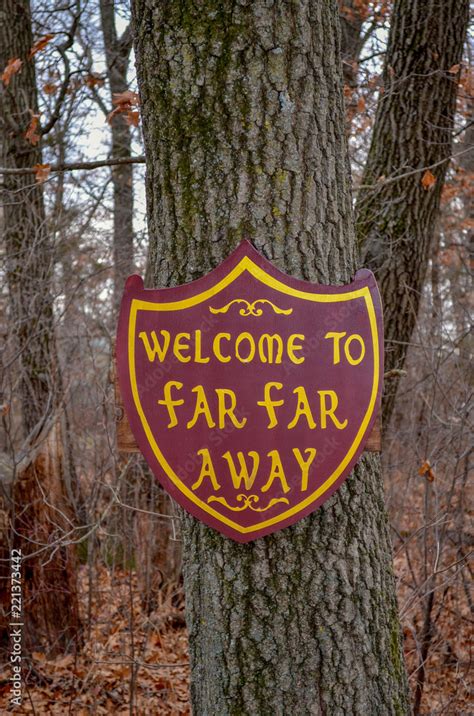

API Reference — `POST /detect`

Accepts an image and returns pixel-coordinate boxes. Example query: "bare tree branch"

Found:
[0,155,145,175]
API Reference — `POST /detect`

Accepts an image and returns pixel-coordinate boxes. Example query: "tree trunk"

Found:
[132,1,409,713]
[99,0,134,312]
[101,3,183,596]
[355,0,469,423]
[338,0,367,131]
[0,0,80,654]
[452,79,474,380]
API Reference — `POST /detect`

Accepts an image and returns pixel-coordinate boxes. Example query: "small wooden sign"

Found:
[116,241,383,542]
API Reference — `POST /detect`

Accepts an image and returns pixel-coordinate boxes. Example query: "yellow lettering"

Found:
[257,382,284,428]
[157,380,184,427]
[223,451,259,490]
[192,449,220,490]
[261,450,290,494]
[216,389,247,429]
[174,332,191,363]
[288,386,316,429]
[258,334,283,363]
[194,329,210,363]
[293,448,317,491]
[187,385,216,429]
[139,330,170,362]
[287,334,305,364]
[318,390,348,429]
[324,331,347,364]
[235,332,255,363]
[344,334,365,365]
[213,333,231,363]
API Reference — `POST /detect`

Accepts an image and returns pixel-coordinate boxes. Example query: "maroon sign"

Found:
[116,241,383,542]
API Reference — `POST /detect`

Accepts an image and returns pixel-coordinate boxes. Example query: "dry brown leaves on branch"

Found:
[357,96,366,113]
[29,34,54,58]
[1,34,52,88]
[107,91,140,126]
[33,163,51,183]
[85,73,105,89]
[42,82,58,95]
[24,113,41,145]
[126,111,140,127]
[1,58,22,86]
[418,460,435,482]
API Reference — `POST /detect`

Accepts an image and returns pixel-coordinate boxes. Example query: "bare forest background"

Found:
[0,0,472,713]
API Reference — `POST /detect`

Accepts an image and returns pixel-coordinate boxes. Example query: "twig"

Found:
[0,155,145,175]
[355,146,474,191]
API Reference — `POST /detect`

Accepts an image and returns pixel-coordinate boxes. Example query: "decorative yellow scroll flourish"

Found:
[209,298,293,317]
[208,494,290,512]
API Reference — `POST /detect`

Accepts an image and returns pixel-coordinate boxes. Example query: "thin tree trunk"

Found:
[453,79,474,380]
[132,1,409,713]
[0,0,80,654]
[101,1,182,596]
[355,0,469,424]
[99,0,134,312]
[338,0,367,131]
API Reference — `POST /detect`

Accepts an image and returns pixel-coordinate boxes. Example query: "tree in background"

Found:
[99,0,135,311]
[132,0,409,712]
[338,0,390,133]
[0,0,81,653]
[356,0,469,422]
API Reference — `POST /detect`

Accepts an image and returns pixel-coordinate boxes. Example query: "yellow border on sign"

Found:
[128,255,380,534]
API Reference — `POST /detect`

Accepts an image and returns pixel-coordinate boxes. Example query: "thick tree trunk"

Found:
[0,0,80,654]
[100,0,134,312]
[355,0,469,423]
[132,1,409,713]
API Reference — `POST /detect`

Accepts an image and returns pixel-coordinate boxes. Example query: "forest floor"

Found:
[0,567,190,714]
[0,498,472,714]
[1,551,471,715]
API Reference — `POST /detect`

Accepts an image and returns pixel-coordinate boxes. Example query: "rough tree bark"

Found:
[355,0,469,423]
[0,0,80,654]
[132,0,409,713]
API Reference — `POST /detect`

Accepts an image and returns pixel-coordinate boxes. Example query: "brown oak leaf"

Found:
[29,34,54,58]
[125,110,140,127]
[33,163,51,183]
[1,58,22,86]
[42,82,57,95]
[421,169,436,190]
[25,113,41,145]
[418,460,435,482]
[107,91,140,124]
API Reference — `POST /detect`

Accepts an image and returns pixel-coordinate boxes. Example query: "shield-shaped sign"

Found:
[116,241,383,542]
